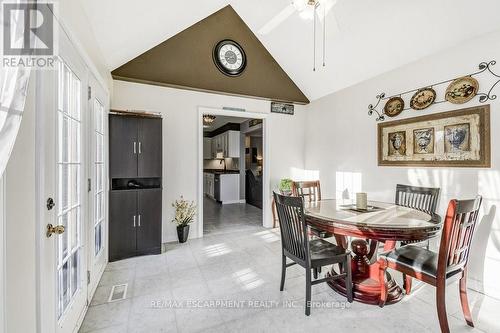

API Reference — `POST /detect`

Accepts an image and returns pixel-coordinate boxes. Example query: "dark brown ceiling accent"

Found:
[111,5,309,105]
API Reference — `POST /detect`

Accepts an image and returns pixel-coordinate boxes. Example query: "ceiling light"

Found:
[203,114,216,127]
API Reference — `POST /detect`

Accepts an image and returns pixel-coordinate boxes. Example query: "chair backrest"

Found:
[292,180,321,202]
[395,184,440,215]
[273,191,310,264]
[438,196,482,277]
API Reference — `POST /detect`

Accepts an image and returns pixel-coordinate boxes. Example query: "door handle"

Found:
[138,214,141,227]
[46,224,65,238]
[138,142,142,154]
[133,215,136,227]
[133,142,137,154]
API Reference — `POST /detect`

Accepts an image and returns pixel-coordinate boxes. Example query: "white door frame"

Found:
[197,107,271,238]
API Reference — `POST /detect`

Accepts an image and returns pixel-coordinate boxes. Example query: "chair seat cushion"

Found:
[380,245,462,279]
[309,239,346,267]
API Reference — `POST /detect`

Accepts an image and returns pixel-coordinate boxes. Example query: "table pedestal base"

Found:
[327,266,403,305]
[327,238,404,305]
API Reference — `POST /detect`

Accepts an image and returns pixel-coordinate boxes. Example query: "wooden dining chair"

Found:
[292,180,322,202]
[292,180,331,239]
[378,196,483,333]
[274,192,353,316]
[395,184,440,218]
[395,184,441,293]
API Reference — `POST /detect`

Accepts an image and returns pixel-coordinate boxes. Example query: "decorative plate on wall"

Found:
[410,88,436,110]
[383,97,405,117]
[445,76,479,104]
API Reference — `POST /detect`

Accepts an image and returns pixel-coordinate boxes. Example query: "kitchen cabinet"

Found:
[209,130,240,158]
[204,172,215,198]
[109,115,162,178]
[203,138,212,159]
[203,172,239,204]
[218,173,240,203]
[109,189,162,261]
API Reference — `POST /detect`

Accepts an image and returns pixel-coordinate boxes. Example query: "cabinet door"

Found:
[228,131,240,158]
[223,133,228,157]
[137,189,162,254]
[138,117,162,178]
[212,138,217,158]
[109,115,138,178]
[203,138,212,159]
[109,190,137,261]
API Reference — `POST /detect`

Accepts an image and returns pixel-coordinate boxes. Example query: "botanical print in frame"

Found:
[378,105,490,167]
[388,131,406,156]
[413,128,434,154]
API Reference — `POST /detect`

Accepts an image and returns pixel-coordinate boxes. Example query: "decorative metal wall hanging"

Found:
[271,102,294,115]
[368,60,499,121]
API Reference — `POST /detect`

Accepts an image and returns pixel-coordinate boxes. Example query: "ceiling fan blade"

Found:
[258,5,296,35]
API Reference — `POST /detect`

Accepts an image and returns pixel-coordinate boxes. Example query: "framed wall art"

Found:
[378,105,490,167]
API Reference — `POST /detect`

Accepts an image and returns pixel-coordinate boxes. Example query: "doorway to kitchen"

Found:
[198,108,268,236]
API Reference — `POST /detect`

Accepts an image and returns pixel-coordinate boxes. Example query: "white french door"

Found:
[87,75,108,297]
[39,29,89,333]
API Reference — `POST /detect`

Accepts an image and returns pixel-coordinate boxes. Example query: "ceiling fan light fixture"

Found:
[203,114,216,126]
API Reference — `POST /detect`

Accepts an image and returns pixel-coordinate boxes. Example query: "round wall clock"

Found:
[213,40,247,76]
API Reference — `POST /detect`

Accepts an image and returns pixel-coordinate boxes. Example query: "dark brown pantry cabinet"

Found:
[109,115,162,178]
[109,189,162,261]
[109,114,162,262]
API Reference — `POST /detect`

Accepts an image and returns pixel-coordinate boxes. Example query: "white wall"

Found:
[304,30,500,298]
[58,1,113,91]
[112,80,306,242]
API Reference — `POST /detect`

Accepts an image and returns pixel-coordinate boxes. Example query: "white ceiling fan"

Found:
[258,0,339,71]
[258,0,338,35]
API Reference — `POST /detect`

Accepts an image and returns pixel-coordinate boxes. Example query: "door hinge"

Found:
[87,270,90,285]
[88,86,92,100]
[88,178,91,192]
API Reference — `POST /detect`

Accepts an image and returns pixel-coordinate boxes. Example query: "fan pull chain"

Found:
[323,2,326,67]
[313,2,317,71]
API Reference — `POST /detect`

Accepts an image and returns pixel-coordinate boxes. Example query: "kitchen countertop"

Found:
[203,169,240,174]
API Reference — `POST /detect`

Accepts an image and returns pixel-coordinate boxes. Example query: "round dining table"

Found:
[304,199,441,305]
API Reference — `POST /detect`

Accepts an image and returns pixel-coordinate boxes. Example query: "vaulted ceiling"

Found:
[80,0,500,101]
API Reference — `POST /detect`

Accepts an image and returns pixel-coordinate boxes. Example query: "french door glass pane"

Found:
[57,60,82,319]
[93,98,105,256]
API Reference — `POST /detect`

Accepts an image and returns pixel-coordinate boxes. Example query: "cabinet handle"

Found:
[138,142,142,154]
[133,215,136,227]
[133,142,137,154]
[138,214,141,227]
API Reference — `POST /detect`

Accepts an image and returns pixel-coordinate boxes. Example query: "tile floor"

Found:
[80,202,500,333]
[203,197,263,236]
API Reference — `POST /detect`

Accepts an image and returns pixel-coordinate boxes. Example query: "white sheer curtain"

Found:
[0,0,32,178]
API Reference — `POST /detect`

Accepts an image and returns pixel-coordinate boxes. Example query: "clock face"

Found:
[213,40,246,76]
